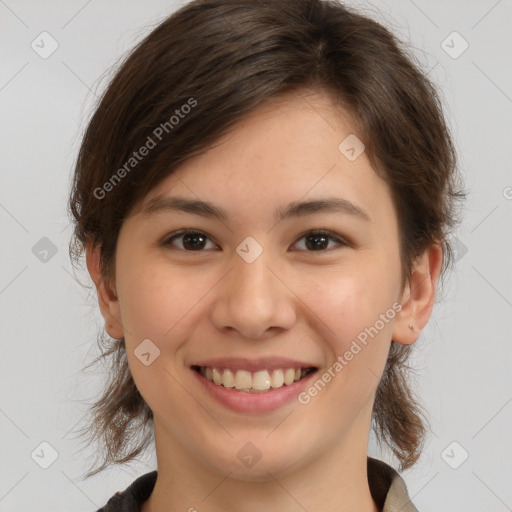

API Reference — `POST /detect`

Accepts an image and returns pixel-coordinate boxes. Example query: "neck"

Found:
[142,422,379,512]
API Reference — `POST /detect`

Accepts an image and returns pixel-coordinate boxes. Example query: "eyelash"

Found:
[162,229,349,253]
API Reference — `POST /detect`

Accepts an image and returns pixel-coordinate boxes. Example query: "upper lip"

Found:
[191,357,318,372]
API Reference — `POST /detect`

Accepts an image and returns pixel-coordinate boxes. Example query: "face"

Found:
[92,90,428,480]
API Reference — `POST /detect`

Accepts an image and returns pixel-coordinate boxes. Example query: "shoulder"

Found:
[95,471,158,512]
[367,457,419,512]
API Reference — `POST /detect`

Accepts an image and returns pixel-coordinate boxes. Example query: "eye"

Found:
[292,230,348,252]
[162,229,348,252]
[162,230,217,251]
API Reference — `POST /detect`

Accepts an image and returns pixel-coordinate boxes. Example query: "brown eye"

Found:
[305,233,329,250]
[293,231,347,252]
[163,230,216,251]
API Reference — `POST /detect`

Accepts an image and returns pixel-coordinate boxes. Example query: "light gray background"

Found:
[1,0,511,510]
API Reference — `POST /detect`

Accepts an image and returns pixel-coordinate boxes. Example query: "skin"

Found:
[87,89,442,512]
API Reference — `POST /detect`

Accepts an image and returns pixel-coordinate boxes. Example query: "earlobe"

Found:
[392,243,443,346]
[85,243,124,339]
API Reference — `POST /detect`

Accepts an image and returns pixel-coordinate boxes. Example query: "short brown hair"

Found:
[69,0,465,477]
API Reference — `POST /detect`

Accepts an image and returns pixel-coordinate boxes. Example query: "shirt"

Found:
[96,457,419,512]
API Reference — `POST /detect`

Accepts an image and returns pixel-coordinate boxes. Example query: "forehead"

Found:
[131,90,395,228]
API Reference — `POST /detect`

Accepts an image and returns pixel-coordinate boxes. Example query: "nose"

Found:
[210,248,297,340]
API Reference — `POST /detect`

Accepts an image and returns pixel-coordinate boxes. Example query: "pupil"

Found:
[184,233,205,250]
[306,234,327,250]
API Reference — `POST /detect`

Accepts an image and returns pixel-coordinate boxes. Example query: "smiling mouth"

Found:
[192,365,317,393]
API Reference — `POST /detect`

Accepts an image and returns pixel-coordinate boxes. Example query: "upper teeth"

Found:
[199,367,310,392]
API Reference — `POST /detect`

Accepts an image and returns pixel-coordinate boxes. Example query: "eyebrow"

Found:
[141,195,371,223]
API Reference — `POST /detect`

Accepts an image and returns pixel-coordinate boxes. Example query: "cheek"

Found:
[307,255,399,338]
[115,261,202,410]
[117,258,208,343]
[304,259,399,396]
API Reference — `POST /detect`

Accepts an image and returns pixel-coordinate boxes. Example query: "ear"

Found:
[85,243,124,339]
[392,243,443,345]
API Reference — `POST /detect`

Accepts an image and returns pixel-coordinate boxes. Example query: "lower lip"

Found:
[192,368,318,413]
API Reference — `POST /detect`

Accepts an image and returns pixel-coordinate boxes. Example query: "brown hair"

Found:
[69,0,464,477]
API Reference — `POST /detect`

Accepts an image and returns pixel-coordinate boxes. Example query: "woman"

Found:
[68,0,464,510]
